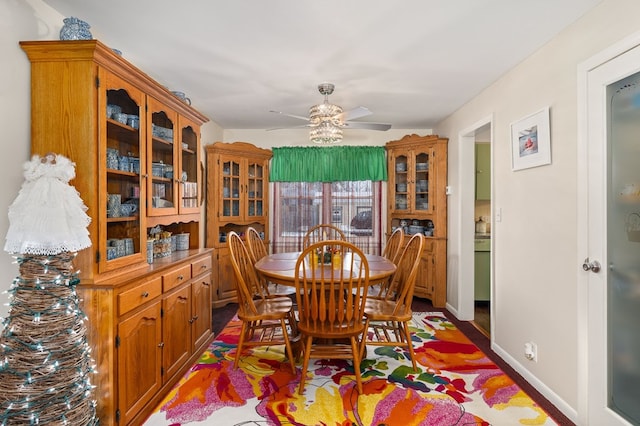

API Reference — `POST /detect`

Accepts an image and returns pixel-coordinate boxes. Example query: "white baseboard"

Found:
[491,341,578,424]
[443,305,577,423]
[445,302,459,318]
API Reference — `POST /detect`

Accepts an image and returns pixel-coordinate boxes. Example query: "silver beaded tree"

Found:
[0,153,97,425]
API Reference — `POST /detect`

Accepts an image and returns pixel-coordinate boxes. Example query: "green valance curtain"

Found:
[270,146,387,182]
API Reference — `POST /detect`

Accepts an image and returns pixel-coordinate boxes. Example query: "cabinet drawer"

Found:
[163,265,192,292]
[119,277,162,315]
[192,256,212,277]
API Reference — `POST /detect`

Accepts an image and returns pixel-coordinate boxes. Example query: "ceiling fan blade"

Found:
[271,84,391,132]
[340,106,372,121]
[343,121,392,131]
[270,110,310,121]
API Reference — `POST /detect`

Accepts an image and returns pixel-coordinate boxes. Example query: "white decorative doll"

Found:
[4,153,91,255]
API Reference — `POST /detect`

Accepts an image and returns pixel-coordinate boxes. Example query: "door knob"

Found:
[582,258,601,273]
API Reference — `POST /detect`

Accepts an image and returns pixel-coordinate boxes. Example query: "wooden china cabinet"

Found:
[21,40,213,425]
[386,134,448,307]
[205,142,272,307]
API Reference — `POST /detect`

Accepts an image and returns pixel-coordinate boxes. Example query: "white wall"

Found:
[219,128,432,148]
[0,1,68,318]
[199,122,224,245]
[435,0,640,420]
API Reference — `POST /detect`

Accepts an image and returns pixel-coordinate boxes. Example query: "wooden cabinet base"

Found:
[79,250,214,425]
[127,346,214,425]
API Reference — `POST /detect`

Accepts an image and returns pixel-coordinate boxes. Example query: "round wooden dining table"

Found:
[254,251,396,286]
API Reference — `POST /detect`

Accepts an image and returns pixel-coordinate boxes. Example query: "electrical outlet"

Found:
[524,342,538,362]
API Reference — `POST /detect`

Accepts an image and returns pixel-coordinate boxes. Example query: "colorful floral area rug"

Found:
[144,312,558,425]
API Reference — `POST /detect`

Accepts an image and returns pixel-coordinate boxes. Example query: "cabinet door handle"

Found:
[158,342,165,348]
[142,291,149,297]
[202,281,210,286]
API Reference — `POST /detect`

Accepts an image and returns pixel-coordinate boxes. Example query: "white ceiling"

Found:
[44,0,601,131]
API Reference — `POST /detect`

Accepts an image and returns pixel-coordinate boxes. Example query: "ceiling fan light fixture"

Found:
[309,103,343,124]
[310,121,343,144]
[309,98,344,144]
[270,82,389,143]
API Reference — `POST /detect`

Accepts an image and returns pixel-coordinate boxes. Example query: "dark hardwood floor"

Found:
[211,297,574,426]
[473,300,490,337]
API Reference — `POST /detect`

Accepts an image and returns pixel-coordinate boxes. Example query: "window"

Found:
[272,181,382,254]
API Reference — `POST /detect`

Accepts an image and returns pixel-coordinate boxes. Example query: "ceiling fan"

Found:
[270,83,392,144]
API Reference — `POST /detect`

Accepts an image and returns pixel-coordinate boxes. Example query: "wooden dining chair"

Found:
[383,227,404,265]
[246,227,295,296]
[227,231,298,373]
[302,223,346,248]
[294,240,370,394]
[371,227,405,298]
[363,233,424,371]
[246,227,267,263]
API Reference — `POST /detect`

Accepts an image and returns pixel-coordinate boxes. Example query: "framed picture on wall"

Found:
[510,107,551,171]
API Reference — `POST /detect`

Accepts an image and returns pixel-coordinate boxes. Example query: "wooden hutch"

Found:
[205,142,272,307]
[386,134,448,307]
[21,40,214,425]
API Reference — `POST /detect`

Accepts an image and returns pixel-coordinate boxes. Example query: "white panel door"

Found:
[581,39,640,426]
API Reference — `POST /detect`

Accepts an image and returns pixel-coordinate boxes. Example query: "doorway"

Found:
[473,124,491,337]
[457,116,493,332]
[473,126,491,336]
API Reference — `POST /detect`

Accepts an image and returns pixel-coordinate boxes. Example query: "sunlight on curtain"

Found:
[272,181,382,254]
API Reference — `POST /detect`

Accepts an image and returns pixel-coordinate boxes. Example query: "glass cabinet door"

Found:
[393,154,409,211]
[178,117,200,214]
[221,157,241,219]
[147,97,179,216]
[246,160,264,217]
[413,150,430,212]
[101,72,146,272]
